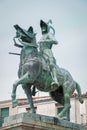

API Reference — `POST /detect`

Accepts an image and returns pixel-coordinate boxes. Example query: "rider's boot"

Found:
[51,67,59,89]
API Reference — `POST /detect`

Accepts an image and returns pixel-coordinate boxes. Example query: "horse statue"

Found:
[11,22,83,121]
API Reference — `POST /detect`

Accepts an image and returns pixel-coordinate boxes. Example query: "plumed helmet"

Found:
[40,20,49,34]
[40,19,55,35]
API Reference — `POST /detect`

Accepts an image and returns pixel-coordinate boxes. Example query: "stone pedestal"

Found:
[1,113,86,130]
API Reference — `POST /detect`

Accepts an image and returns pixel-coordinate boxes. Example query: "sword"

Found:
[9,52,20,56]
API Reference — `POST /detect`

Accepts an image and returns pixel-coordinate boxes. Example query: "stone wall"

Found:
[1,113,86,130]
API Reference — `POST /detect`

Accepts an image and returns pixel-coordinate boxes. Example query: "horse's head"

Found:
[14,25,37,44]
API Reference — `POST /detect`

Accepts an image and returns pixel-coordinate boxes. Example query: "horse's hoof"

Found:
[29,109,36,113]
[12,100,18,108]
[79,98,84,104]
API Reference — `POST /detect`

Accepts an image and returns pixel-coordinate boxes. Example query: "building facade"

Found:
[0,94,87,127]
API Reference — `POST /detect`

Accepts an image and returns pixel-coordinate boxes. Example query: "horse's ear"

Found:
[27,26,34,34]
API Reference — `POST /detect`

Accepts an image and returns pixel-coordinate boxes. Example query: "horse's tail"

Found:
[75,82,84,104]
[50,86,64,105]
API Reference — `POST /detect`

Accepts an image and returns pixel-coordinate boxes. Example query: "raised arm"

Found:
[39,33,58,45]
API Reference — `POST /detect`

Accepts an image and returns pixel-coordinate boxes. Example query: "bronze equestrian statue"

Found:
[11,20,83,121]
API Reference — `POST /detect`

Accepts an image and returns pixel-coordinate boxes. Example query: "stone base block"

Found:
[1,113,86,130]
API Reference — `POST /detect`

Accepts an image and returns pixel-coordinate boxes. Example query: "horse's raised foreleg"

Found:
[11,72,30,108]
[11,81,18,108]
[22,84,36,113]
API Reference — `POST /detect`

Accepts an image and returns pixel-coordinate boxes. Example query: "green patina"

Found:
[11,20,83,121]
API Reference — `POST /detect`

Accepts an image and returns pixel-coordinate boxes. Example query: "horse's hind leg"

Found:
[58,92,71,121]
[64,92,71,121]
[66,107,70,121]
[22,84,36,113]
[76,82,83,104]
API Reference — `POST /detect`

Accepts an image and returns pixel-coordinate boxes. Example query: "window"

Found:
[57,107,66,117]
[0,107,9,127]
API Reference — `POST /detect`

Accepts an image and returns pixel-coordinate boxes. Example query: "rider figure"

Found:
[38,20,61,88]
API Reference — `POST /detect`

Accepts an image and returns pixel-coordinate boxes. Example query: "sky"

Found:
[0,0,87,101]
